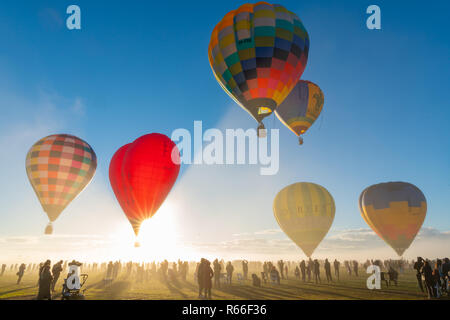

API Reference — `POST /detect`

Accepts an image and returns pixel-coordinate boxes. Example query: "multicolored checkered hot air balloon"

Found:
[25,134,97,234]
[359,182,427,256]
[273,182,335,258]
[275,80,324,145]
[208,2,310,134]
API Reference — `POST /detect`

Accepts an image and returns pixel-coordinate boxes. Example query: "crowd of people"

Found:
[1,256,448,300]
[413,257,450,299]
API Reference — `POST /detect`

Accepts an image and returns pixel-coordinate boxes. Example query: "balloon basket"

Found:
[257,123,267,138]
[44,223,53,235]
[134,241,141,248]
[298,136,304,145]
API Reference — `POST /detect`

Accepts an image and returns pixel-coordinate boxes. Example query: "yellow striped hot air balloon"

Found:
[273,182,335,257]
[359,182,427,256]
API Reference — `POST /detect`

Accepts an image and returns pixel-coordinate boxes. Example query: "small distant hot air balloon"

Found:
[208,2,310,136]
[275,80,324,145]
[109,133,180,247]
[26,134,97,234]
[273,182,335,257]
[359,182,427,256]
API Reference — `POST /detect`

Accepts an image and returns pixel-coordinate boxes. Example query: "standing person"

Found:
[37,261,53,300]
[197,259,205,298]
[432,260,442,298]
[441,258,449,294]
[313,259,321,284]
[172,262,178,275]
[421,260,435,299]
[226,262,234,285]
[300,260,306,282]
[242,260,249,280]
[106,261,113,280]
[333,259,340,280]
[1,264,6,276]
[307,258,314,282]
[199,259,214,299]
[183,261,189,281]
[285,265,288,280]
[353,260,359,277]
[263,262,268,281]
[294,266,300,279]
[413,257,425,292]
[213,259,221,288]
[278,260,285,279]
[51,260,63,292]
[324,259,332,283]
[16,263,26,284]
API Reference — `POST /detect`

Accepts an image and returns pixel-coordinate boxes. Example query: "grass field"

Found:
[0,267,444,300]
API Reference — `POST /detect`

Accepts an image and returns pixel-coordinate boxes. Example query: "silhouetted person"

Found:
[300,260,306,282]
[432,261,442,298]
[278,260,285,279]
[37,261,53,300]
[182,261,189,281]
[333,259,340,280]
[1,264,6,276]
[263,262,269,281]
[226,262,234,284]
[313,259,321,284]
[421,260,435,299]
[353,260,359,276]
[324,259,332,283]
[213,259,221,288]
[106,261,113,280]
[172,262,178,275]
[294,266,300,279]
[161,260,169,279]
[414,257,425,292]
[388,266,398,286]
[242,260,249,280]
[198,259,214,299]
[442,258,450,294]
[51,260,63,292]
[307,259,313,282]
[16,263,26,284]
[345,261,352,276]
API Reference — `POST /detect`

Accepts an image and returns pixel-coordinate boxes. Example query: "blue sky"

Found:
[0,1,448,261]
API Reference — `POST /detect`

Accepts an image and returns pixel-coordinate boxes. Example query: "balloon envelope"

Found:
[25,134,97,231]
[275,80,324,137]
[359,182,427,256]
[208,2,309,124]
[273,182,335,257]
[109,133,180,237]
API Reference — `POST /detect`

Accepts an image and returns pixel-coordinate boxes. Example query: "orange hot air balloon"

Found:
[359,182,427,256]
[26,134,97,234]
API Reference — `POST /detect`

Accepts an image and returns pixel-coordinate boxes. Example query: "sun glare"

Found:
[112,202,190,262]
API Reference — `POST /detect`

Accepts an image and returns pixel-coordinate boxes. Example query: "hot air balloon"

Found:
[359,182,427,256]
[25,134,97,234]
[275,80,324,145]
[109,133,180,247]
[208,2,309,135]
[273,182,335,257]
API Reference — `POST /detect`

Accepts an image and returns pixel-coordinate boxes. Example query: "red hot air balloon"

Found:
[109,133,180,246]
